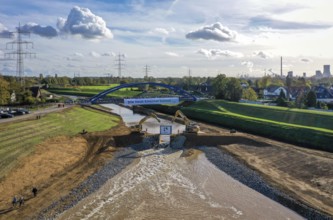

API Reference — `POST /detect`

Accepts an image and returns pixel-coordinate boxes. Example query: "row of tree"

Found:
[211,74,243,101]
[0,76,40,105]
[0,73,331,109]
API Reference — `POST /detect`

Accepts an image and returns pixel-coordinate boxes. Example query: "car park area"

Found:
[0,108,30,119]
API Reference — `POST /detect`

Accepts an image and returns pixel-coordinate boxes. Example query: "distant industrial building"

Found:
[315,70,322,78]
[323,65,331,77]
[287,71,293,77]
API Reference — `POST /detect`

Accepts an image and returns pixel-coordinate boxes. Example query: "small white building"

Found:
[10,91,16,103]
[263,86,288,99]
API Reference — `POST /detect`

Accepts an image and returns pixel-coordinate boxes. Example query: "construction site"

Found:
[0,103,332,219]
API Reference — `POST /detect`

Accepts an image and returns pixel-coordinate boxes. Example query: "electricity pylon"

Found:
[5,23,36,86]
[144,64,150,80]
[114,53,125,78]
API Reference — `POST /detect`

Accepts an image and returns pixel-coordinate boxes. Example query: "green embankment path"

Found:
[183,100,333,152]
[0,106,120,179]
[150,99,333,152]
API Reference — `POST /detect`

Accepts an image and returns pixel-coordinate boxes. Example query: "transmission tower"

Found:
[114,53,125,78]
[144,64,150,79]
[4,23,36,86]
[188,68,192,89]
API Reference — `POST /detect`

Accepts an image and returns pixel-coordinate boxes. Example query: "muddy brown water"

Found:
[57,104,303,219]
[58,149,302,220]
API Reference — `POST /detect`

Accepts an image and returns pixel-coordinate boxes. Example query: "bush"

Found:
[45,98,60,103]
[276,97,288,107]
[305,90,317,107]
[326,102,333,110]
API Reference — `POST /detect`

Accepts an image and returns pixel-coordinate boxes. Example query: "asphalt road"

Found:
[0,104,73,124]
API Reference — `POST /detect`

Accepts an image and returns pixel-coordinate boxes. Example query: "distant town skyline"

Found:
[0,0,333,78]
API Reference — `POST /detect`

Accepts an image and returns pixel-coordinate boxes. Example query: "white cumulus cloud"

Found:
[186,22,237,42]
[197,49,244,59]
[154,28,169,35]
[57,6,113,39]
[21,23,58,38]
[0,23,14,38]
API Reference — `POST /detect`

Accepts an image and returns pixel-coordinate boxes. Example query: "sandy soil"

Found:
[0,136,87,206]
[0,122,132,220]
[221,139,333,216]
[184,122,333,217]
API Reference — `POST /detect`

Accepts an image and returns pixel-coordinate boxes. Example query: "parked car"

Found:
[19,108,30,114]
[0,113,14,118]
[7,109,16,115]
[13,110,25,116]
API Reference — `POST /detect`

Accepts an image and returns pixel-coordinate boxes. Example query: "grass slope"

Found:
[0,106,120,179]
[182,100,333,152]
[203,100,333,130]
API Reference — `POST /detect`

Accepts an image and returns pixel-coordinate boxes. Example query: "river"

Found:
[57,104,303,220]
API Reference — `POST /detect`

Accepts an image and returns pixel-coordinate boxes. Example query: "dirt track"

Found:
[186,122,333,216]
[0,109,332,219]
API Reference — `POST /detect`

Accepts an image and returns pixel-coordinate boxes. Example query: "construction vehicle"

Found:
[172,110,200,133]
[131,113,161,133]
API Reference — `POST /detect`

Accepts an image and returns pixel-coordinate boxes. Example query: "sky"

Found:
[0,0,333,78]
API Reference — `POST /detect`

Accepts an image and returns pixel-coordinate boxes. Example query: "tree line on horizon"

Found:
[0,73,332,109]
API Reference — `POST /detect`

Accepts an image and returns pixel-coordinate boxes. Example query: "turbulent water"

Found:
[58,148,302,220]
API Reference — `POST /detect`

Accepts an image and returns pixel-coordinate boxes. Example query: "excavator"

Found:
[172,110,200,133]
[131,113,161,133]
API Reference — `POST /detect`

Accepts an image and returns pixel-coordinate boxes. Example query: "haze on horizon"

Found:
[0,0,332,78]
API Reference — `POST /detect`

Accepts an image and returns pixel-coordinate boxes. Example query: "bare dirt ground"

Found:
[186,122,333,216]
[0,110,332,219]
[0,121,132,220]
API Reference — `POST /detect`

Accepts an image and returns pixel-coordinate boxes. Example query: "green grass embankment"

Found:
[200,100,333,130]
[148,100,333,152]
[0,106,120,179]
[184,100,333,152]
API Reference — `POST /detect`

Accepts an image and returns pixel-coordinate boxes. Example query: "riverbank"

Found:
[0,123,134,220]
[36,133,332,219]
[184,129,333,218]
[1,105,332,219]
[37,147,137,219]
[37,135,158,219]
[200,146,332,219]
